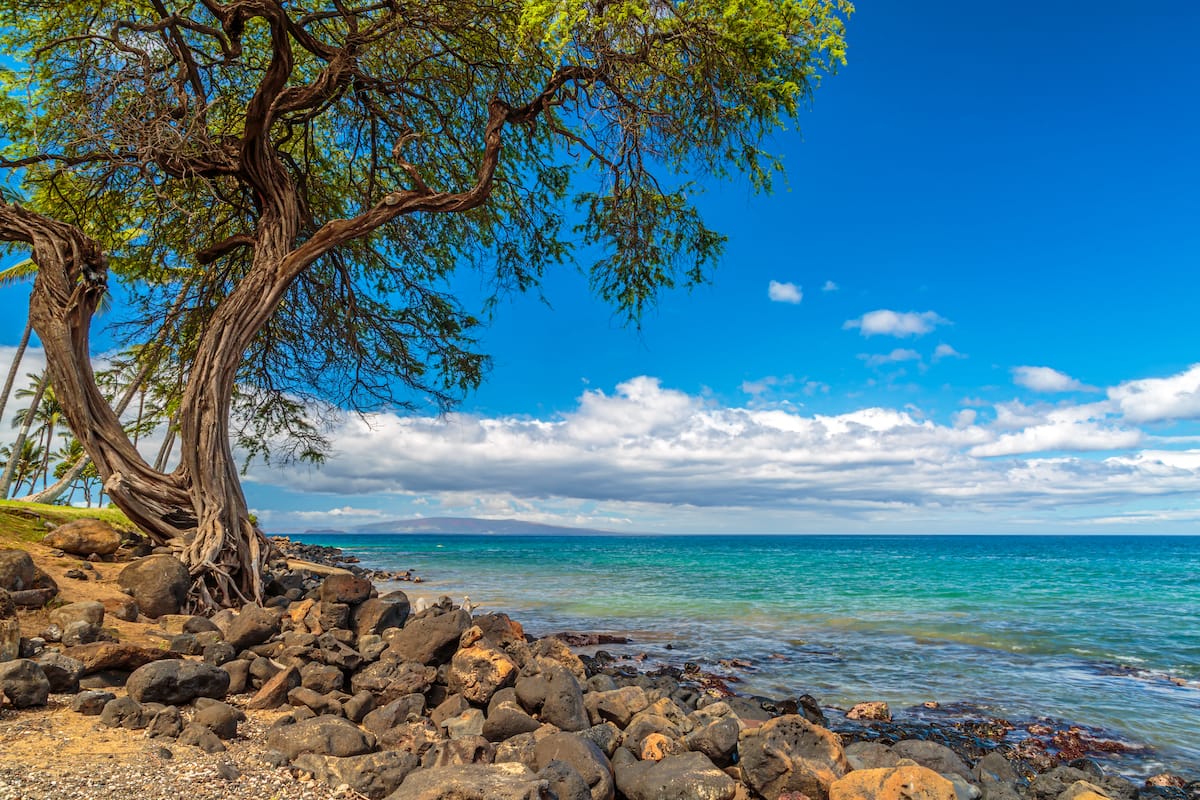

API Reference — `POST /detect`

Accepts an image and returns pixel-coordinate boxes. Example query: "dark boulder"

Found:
[0,549,57,596]
[0,658,51,707]
[117,555,189,618]
[146,705,184,738]
[384,607,470,665]
[539,664,589,732]
[320,573,373,605]
[224,604,281,651]
[614,751,736,800]
[685,717,740,767]
[179,722,226,753]
[539,760,593,800]
[246,665,300,709]
[534,732,615,800]
[738,714,849,800]
[100,696,152,729]
[265,714,376,761]
[384,763,552,800]
[34,651,84,693]
[292,750,420,800]
[350,659,436,703]
[126,659,231,705]
[192,699,244,739]
[71,689,116,715]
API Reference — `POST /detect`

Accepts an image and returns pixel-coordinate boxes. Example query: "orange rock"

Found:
[641,732,684,761]
[288,598,315,625]
[846,701,891,721]
[829,765,955,800]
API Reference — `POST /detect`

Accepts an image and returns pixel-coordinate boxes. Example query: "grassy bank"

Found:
[0,499,135,544]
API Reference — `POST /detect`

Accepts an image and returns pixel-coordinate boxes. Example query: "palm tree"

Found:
[0,258,37,427]
[0,371,48,498]
[0,438,44,497]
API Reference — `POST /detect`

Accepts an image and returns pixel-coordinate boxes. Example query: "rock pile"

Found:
[0,552,1197,800]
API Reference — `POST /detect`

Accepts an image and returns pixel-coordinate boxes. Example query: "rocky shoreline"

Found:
[0,522,1197,800]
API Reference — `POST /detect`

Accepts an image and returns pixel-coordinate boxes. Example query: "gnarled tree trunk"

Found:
[0,204,267,610]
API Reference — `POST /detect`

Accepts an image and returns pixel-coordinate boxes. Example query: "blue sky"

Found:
[2,1,1200,533]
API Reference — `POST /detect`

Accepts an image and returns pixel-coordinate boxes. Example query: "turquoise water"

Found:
[293,533,1200,775]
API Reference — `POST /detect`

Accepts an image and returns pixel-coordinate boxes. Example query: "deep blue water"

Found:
[291,533,1200,776]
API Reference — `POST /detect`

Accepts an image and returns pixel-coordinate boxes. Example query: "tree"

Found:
[0,0,851,610]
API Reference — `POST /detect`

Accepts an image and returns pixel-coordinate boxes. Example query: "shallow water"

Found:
[292,533,1200,776]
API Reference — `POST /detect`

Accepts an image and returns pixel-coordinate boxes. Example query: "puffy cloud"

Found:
[247,373,1200,531]
[1012,366,1094,393]
[860,349,921,368]
[933,344,964,361]
[953,409,977,429]
[822,280,839,292]
[768,280,803,304]
[970,422,1141,457]
[844,310,948,337]
[1108,364,1200,423]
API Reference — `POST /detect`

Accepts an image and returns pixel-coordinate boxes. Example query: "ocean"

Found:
[290,533,1200,776]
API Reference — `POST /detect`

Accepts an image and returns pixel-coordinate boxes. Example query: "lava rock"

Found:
[101,696,152,729]
[540,664,589,732]
[0,659,51,707]
[224,604,281,651]
[71,690,116,715]
[384,762,551,800]
[246,665,300,709]
[61,642,167,675]
[738,714,850,800]
[292,750,420,800]
[0,549,58,596]
[350,659,436,703]
[615,750,735,800]
[448,632,518,705]
[384,607,470,665]
[117,555,189,618]
[265,714,376,761]
[534,732,616,800]
[42,520,122,556]
[892,740,972,780]
[320,573,373,605]
[146,705,185,738]
[830,765,958,800]
[126,659,231,705]
[49,601,105,630]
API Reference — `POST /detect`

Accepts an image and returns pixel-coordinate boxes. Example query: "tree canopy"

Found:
[0,0,850,609]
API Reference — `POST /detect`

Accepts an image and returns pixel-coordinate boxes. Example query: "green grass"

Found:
[0,499,136,544]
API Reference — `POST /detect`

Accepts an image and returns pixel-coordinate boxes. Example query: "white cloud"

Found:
[860,349,921,368]
[741,375,793,396]
[933,344,964,361]
[822,280,839,292]
[953,409,977,429]
[1108,364,1200,423]
[844,310,948,337]
[768,280,803,304]
[970,422,1141,457]
[1012,366,1094,393]
[247,372,1200,532]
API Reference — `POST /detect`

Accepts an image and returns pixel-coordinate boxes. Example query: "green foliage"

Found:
[0,0,851,444]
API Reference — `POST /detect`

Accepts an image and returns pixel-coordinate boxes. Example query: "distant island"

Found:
[300,516,626,536]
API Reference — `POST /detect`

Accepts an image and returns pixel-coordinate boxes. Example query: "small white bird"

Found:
[413,596,431,614]
[462,595,479,613]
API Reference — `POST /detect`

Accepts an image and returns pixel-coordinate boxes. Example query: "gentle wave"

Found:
[298,532,1200,775]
